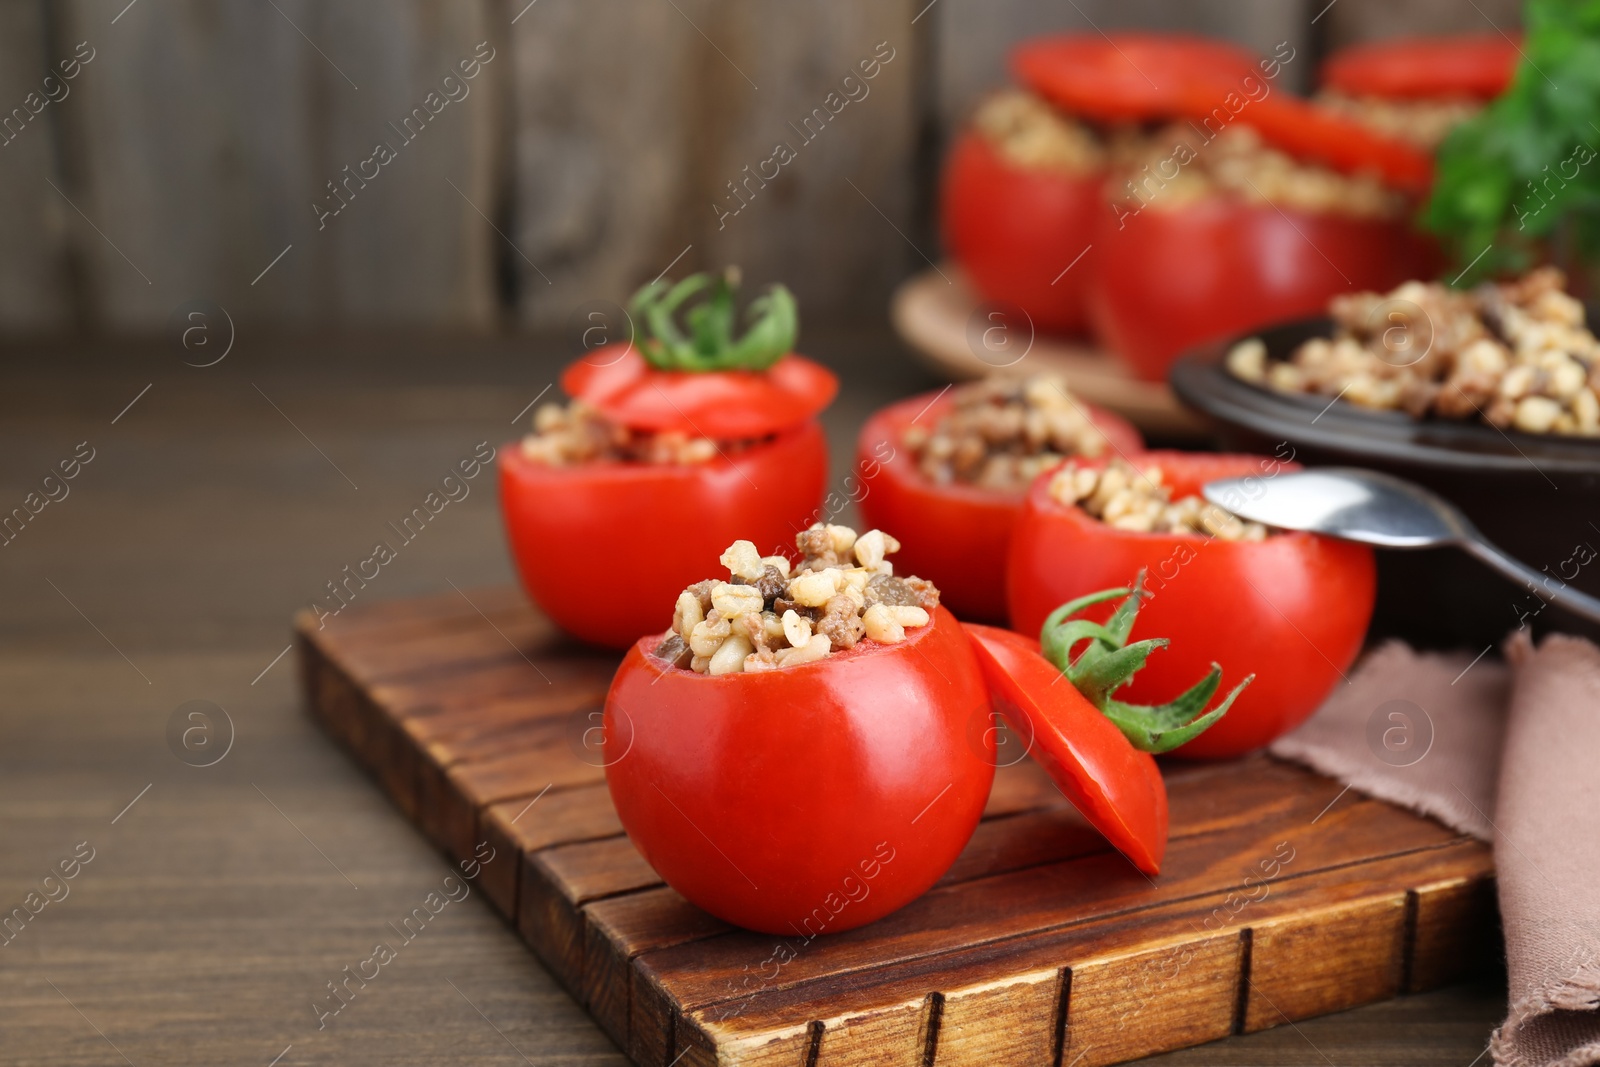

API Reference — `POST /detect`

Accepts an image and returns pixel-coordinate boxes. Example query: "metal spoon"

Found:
[1203,466,1600,624]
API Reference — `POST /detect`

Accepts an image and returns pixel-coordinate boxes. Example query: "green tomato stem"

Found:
[627,268,798,372]
[1038,569,1251,754]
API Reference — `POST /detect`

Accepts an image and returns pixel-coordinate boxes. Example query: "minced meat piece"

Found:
[793,526,839,569]
[865,573,924,609]
[771,597,816,621]
[817,594,866,650]
[741,564,788,602]
[900,577,941,612]
[652,633,693,669]
[684,580,716,615]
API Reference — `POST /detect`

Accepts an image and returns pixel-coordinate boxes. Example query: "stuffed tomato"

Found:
[603,525,993,934]
[1082,66,1437,380]
[942,34,1261,335]
[1008,452,1375,758]
[856,375,1142,623]
[500,270,835,648]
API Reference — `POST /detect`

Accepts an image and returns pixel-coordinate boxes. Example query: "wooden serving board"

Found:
[296,587,1498,1067]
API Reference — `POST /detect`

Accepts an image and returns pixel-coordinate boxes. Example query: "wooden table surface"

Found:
[0,330,1504,1066]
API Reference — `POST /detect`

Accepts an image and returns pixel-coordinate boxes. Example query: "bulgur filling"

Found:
[1049,459,1269,541]
[1316,92,1482,152]
[521,399,763,466]
[974,92,1405,219]
[1112,123,1406,219]
[903,375,1111,491]
[1227,268,1600,436]
[654,525,941,675]
[972,90,1105,175]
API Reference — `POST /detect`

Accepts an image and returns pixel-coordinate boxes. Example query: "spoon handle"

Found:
[1460,536,1600,626]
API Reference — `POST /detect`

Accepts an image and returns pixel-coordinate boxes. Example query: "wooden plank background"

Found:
[0,0,1525,336]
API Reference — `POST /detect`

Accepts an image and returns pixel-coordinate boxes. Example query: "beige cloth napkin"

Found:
[1269,634,1600,1067]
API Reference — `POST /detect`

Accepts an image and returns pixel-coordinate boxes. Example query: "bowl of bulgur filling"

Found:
[1169,269,1600,648]
[855,374,1144,622]
[1223,269,1600,441]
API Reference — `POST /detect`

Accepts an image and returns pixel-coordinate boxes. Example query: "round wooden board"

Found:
[890,267,1209,438]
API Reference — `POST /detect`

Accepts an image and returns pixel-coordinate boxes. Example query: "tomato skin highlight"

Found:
[1087,196,1434,382]
[941,131,1104,335]
[604,607,995,935]
[856,390,1144,624]
[962,623,1167,874]
[1322,33,1520,101]
[562,346,838,439]
[1007,452,1376,758]
[498,420,827,649]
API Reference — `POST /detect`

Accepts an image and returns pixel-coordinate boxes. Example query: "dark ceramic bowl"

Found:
[1170,317,1600,648]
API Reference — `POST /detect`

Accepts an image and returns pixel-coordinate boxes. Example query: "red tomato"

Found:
[1012,33,1261,124]
[604,607,994,934]
[499,421,827,648]
[856,390,1144,624]
[963,623,1167,873]
[1323,33,1520,101]
[941,131,1104,335]
[563,345,838,439]
[1007,451,1376,758]
[1088,196,1433,381]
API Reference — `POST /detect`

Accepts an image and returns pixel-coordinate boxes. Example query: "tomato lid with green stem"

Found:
[962,571,1250,874]
[561,268,838,440]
